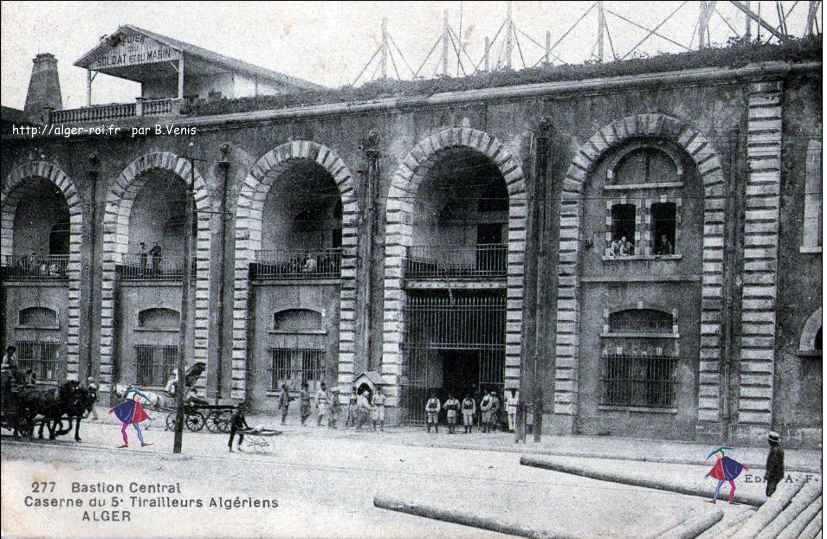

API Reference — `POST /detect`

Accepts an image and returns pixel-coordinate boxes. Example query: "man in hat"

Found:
[764,431,785,497]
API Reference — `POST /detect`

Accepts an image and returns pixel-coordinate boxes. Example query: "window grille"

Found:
[15,340,61,381]
[135,344,178,386]
[270,348,326,391]
[609,309,674,334]
[601,354,678,408]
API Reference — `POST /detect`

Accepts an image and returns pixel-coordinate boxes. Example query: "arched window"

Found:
[138,308,180,329]
[273,309,323,331]
[18,306,59,328]
[799,308,823,357]
[609,309,674,334]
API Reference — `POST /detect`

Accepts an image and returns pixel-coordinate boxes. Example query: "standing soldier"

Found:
[277,382,292,425]
[505,388,519,432]
[425,391,441,433]
[371,386,386,432]
[328,389,341,428]
[764,431,785,497]
[480,391,493,433]
[355,390,371,430]
[315,382,330,427]
[345,386,358,427]
[299,382,312,426]
[461,392,476,434]
[444,392,460,434]
[490,391,502,432]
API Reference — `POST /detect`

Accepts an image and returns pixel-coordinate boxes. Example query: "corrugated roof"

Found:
[74,25,324,91]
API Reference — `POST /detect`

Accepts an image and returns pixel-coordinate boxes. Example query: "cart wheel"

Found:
[205,412,222,433]
[218,410,233,433]
[185,411,206,432]
[165,413,176,431]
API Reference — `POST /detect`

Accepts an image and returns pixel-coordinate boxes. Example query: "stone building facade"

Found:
[1,42,821,446]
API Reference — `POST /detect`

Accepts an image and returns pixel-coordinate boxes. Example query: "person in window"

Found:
[656,234,674,256]
[149,242,162,276]
[139,242,148,275]
[302,255,317,274]
[619,236,634,256]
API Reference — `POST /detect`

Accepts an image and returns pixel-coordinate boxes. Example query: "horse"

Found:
[18,381,93,441]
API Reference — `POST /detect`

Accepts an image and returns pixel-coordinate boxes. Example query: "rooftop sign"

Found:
[88,32,180,70]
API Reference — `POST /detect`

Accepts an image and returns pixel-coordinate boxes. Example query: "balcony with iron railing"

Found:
[49,97,185,124]
[118,254,196,281]
[1,255,69,281]
[402,244,508,280]
[251,249,342,280]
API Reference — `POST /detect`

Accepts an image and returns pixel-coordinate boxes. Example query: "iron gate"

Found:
[400,293,506,425]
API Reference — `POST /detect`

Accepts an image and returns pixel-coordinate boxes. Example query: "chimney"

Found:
[25,53,63,123]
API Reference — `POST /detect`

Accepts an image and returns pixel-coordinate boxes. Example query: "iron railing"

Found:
[1,255,69,280]
[403,244,507,279]
[600,354,678,408]
[119,254,195,280]
[270,348,326,392]
[15,341,61,381]
[135,345,178,387]
[252,249,342,280]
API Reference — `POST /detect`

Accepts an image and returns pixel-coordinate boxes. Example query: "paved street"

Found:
[3,416,808,539]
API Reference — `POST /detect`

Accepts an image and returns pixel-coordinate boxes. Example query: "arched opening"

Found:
[120,170,194,280]
[256,160,343,279]
[8,177,70,278]
[407,148,509,278]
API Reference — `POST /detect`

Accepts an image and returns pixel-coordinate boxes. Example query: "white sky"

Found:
[0,1,819,110]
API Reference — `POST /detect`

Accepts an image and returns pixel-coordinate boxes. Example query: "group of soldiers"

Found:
[425,388,519,434]
[274,382,387,431]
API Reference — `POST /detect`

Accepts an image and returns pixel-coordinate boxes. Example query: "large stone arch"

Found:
[232,141,359,401]
[2,160,83,380]
[381,127,528,410]
[799,308,823,353]
[100,152,213,392]
[552,113,728,427]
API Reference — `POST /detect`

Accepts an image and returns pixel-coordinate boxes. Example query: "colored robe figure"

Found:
[109,385,152,448]
[705,447,748,504]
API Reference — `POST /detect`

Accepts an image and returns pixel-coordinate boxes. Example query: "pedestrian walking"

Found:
[315,383,329,426]
[505,388,519,432]
[109,385,152,448]
[87,376,99,420]
[278,383,292,425]
[345,386,358,427]
[461,393,476,433]
[764,431,785,497]
[371,386,386,432]
[444,393,460,434]
[299,383,311,426]
[228,404,250,452]
[425,392,441,433]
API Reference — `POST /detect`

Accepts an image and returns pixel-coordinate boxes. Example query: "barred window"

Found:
[135,345,178,387]
[16,341,61,381]
[270,348,325,391]
[601,354,678,408]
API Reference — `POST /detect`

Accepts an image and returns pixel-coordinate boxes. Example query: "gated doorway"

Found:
[400,291,506,424]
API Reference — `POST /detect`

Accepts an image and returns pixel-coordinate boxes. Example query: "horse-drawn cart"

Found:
[0,368,34,437]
